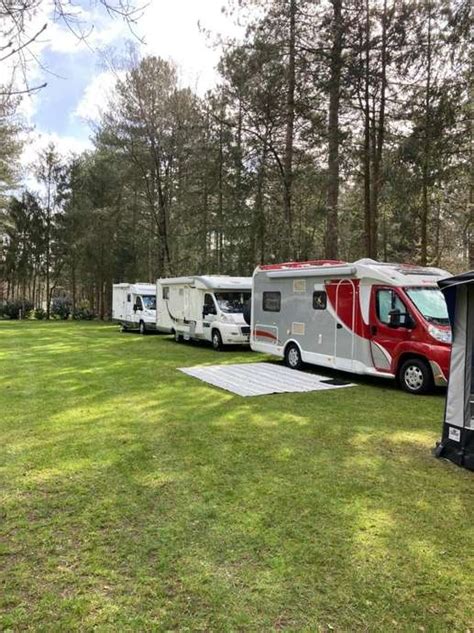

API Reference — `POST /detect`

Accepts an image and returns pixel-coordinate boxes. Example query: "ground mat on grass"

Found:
[178,362,355,397]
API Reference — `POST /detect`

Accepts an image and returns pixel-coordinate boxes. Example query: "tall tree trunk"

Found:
[363,0,372,257]
[469,171,474,269]
[71,257,76,313]
[469,71,474,268]
[203,176,209,270]
[217,111,224,273]
[202,109,210,270]
[283,0,296,259]
[433,201,441,265]
[369,0,388,261]
[420,3,432,266]
[32,273,36,308]
[253,140,268,265]
[45,171,51,319]
[325,0,343,260]
[236,95,244,273]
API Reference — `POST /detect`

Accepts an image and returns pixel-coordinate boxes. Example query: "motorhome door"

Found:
[133,295,144,323]
[369,287,413,372]
[202,293,217,339]
[334,280,356,371]
[124,291,132,321]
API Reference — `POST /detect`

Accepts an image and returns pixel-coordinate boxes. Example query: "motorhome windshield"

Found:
[142,295,156,310]
[215,291,251,313]
[405,287,449,326]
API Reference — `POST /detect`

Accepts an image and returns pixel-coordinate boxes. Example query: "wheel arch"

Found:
[396,351,432,375]
[284,338,304,356]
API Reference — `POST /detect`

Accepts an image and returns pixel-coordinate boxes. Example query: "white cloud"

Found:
[138,0,244,94]
[73,70,122,122]
[20,130,92,185]
[45,6,128,54]
[71,0,245,127]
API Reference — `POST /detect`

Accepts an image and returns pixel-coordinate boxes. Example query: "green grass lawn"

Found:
[1,321,473,632]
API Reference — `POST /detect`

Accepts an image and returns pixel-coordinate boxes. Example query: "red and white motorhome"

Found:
[250,258,452,393]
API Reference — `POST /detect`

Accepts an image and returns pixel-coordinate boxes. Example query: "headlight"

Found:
[428,324,452,344]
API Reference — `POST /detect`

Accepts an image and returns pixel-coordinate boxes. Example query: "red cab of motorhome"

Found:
[250,258,452,394]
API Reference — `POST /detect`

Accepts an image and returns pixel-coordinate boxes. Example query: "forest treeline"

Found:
[0,0,472,317]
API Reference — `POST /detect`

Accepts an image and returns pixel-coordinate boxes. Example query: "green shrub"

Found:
[2,300,34,319]
[72,307,96,320]
[51,297,72,320]
[35,308,46,320]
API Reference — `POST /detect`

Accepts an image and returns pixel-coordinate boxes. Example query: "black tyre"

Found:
[285,343,303,370]
[139,320,147,335]
[120,324,128,333]
[398,358,433,394]
[212,329,223,351]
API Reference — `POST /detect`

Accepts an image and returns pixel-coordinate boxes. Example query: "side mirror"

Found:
[389,309,415,329]
[388,309,401,328]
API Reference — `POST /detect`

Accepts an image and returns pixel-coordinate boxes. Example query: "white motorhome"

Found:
[156,276,252,350]
[250,259,452,393]
[112,283,157,334]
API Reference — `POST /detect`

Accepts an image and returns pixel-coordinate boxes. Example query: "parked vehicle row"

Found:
[112,258,453,394]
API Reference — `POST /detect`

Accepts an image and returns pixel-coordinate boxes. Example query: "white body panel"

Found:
[156,276,252,346]
[112,283,157,331]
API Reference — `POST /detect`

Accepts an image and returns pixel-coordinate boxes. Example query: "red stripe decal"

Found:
[253,329,278,341]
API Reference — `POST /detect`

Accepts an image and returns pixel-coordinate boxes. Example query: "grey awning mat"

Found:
[178,362,355,397]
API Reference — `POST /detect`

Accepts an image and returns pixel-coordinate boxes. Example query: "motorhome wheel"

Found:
[285,343,303,370]
[398,358,433,394]
[120,324,128,333]
[174,330,182,343]
[139,320,146,335]
[212,330,223,351]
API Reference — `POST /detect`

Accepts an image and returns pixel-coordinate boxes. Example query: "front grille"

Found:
[241,326,250,335]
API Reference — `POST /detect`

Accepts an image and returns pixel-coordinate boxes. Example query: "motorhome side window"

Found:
[162,287,169,300]
[262,291,281,312]
[127,294,131,302]
[313,291,327,310]
[376,289,407,325]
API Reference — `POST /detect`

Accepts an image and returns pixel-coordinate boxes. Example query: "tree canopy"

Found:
[1,0,471,316]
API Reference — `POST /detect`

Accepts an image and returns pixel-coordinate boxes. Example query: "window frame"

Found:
[262,291,281,313]
[204,293,217,315]
[375,288,410,326]
[135,296,143,311]
[312,291,327,310]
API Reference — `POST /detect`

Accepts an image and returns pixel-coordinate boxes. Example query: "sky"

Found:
[14,0,245,172]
